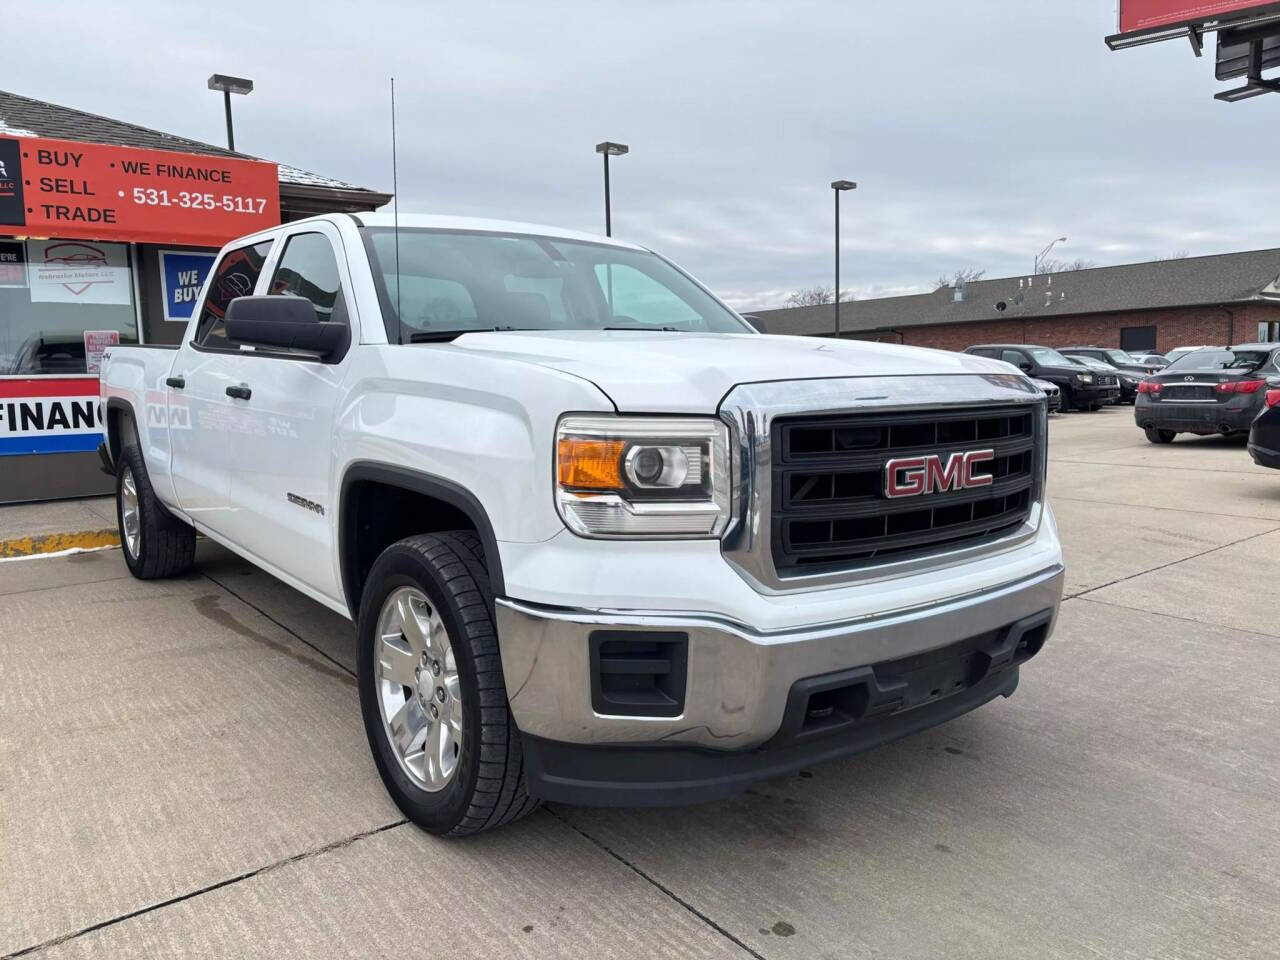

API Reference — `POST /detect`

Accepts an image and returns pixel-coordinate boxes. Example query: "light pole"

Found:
[595,141,629,236]
[1034,236,1067,275]
[207,74,254,151]
[831,180,856,337]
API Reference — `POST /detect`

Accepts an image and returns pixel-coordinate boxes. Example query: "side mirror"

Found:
[1019,362,1034,373]
[224,296,347,359]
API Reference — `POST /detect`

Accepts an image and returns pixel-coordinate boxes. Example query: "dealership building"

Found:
[0,90,390,503]
[751,250,1280,354]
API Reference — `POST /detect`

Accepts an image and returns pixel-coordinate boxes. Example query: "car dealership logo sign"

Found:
[885,450,995,498]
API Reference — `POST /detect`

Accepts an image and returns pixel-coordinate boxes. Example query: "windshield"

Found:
[1028,347,1076,366]
[360,228,751,340]
[1068,356,1113,370]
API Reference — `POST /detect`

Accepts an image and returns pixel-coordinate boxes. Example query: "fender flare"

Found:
[103,397,139,466]
[338,461,506,615]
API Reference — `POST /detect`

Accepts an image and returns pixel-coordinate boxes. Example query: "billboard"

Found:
[0,135,279,247]
[1118,0,1280,35]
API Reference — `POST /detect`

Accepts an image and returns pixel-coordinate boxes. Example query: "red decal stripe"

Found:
[0,378,101,399]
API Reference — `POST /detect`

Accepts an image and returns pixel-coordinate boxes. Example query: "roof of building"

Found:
[0,89,390,209]
[752,247,1280,336]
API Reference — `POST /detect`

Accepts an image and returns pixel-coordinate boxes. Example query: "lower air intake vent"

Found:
[589,631,688,718]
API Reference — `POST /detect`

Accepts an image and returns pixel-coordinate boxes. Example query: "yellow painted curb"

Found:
[0,529,121,559]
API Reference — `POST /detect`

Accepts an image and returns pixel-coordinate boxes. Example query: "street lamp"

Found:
[1035,236,1067,275]
[595,141,629,237]
[831,180,856,337]
[207,74,254,151]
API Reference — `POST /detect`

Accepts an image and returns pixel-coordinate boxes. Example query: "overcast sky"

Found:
[7,0,1278,309]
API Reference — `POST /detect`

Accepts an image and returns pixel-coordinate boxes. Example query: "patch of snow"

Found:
[0,115,37,137]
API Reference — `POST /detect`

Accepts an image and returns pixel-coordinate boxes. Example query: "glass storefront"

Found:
[0,238,139,376]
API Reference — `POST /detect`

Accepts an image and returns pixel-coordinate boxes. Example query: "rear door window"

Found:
[195,240,274,346]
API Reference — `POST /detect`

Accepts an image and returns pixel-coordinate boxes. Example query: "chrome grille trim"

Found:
[718,374,1048,595]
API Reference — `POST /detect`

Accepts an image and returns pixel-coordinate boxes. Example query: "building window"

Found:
[0,239,138,375]
[1120,325,1157,352]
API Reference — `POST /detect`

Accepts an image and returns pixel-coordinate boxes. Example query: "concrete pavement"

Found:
[2,406,1277,959]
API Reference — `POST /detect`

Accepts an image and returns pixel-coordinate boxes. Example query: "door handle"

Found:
[225,384,252,401]
[166,376,185,389]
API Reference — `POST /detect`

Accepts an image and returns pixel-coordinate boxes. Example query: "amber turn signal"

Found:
[557,437,625,490]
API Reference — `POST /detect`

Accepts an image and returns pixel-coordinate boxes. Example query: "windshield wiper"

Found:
[407,325,520,343]
[601,325,682,332]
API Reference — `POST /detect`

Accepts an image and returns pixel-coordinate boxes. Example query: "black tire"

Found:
[116,441,196,579]
[357,531,539,837]
[1144,426,1176,444]
[1061,386,1076,412]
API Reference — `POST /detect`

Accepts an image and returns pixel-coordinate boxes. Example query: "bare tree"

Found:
[785,286,852,307]
[934,267,987,289]
[1035,257,1096,275]
[1157,250,1190,261]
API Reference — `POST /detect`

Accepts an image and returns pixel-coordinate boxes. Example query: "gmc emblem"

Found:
[885,450,995,498]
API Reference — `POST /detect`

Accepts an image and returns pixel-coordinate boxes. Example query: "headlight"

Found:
[1077,373,1093,383]
[555,416,731,538]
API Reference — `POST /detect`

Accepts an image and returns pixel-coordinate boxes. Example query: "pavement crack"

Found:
[1051,494,1280,523]
[1063,526,1280,601]
[201,571,356,680]
[545,808,768,960]
[2,820,408,959]
[1072,595,1280,641]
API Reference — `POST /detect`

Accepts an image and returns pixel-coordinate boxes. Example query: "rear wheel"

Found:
[357,531,539,836]
[1144,426,1176,444]
[116,443,196,579]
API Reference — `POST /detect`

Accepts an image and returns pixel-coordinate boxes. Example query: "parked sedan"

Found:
[1031,377,1062,414]
[1247,382,1280,468]
[1129,352,1169,369]
[1064,355,1143,404]
[1135,344,1280,443]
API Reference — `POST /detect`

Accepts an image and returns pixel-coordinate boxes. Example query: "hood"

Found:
[445,330,1020,412]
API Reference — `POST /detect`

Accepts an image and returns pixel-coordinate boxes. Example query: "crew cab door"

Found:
[169,238,276,531]
[214,224,354,598]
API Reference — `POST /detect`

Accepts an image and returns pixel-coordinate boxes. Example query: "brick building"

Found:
[751,249,1280,353]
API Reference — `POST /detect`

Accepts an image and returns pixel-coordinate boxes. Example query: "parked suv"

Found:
[1064,354,1141,404]
[1060,346,1162,377]
[1135,344,1280,443]
[965,344,1119,411]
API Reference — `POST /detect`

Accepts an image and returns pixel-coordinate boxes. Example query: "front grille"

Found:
[1160,384,1217,401]
[1096,374,1117,386]
[771,405,1038,573]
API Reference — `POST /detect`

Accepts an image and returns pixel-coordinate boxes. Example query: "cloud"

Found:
[6,0,1276,310]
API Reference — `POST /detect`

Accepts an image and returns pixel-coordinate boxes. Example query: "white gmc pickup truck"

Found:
[100,213,1064,836]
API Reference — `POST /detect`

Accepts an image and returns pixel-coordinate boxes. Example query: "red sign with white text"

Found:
[1118,0,1278,33]
[0,135,279,247]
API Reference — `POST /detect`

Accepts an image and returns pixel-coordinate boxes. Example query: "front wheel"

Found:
[1144,426,1176,444]
[357,532,539,836]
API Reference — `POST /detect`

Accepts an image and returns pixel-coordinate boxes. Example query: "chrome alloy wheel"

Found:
[120,466,141,558]
[374,586,462,792]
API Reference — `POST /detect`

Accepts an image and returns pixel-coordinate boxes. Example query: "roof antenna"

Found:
[390,76,402,343]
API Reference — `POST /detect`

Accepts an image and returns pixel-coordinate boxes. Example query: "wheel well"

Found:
[339,467,505,617]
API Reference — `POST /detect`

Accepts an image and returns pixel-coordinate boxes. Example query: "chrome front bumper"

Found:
[495,562,1065,751]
